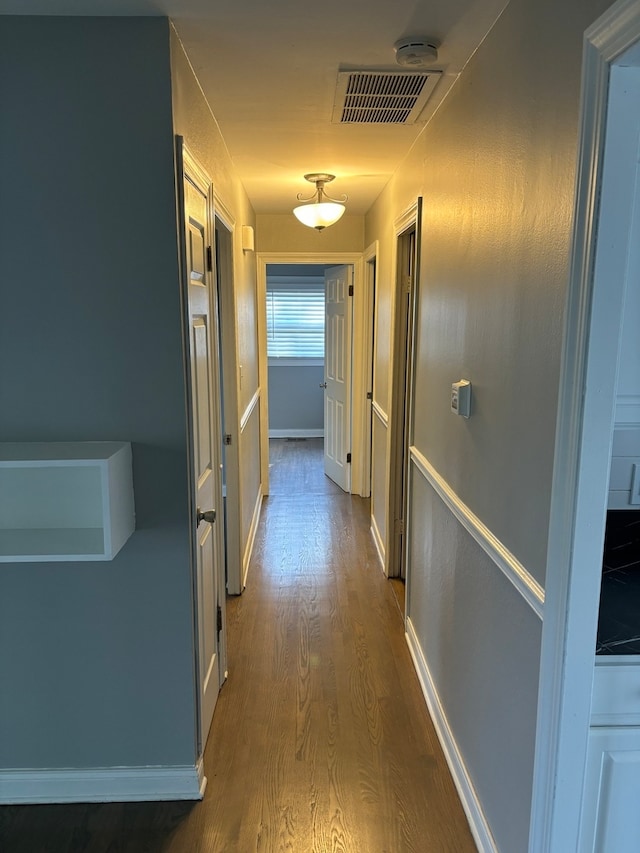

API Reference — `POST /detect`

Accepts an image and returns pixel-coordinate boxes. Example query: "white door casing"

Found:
[323,264,353,492]
[530,3,640,850]
[180,142,227,753]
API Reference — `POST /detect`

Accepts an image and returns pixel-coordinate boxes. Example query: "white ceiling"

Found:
[0,0,508,214]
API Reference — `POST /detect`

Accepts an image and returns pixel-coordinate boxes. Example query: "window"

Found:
[266,278,324,359]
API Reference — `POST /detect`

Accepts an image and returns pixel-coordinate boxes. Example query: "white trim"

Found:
[0,761,206,804]
[240,388,260,434]
[410,446,544,618]
[212,189,235,233]
[257,252,364,265]
[211,207,242,597]
[357,241,379,500]
[530,3,640,851]
[370,401,388,574]
[386,200,421,580]
[372,399,389,428]
[615,395,640,424]
[405,618,497,853]
[591,656,640,726]
[242,487,263,589]
[268,429,324,439]
[268,357,324,367]
[394,200,420,236]
[370,513,385,571]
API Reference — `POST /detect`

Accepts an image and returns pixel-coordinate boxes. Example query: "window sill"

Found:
[268,357,324,367]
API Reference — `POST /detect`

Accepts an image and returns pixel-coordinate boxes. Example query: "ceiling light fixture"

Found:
[293,173,347,231]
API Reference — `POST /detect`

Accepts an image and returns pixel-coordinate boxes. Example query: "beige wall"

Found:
[171,28,263,590]
[256,214,365,253]
[365,0,612,848]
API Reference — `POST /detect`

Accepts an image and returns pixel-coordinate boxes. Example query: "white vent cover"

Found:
[332,70,441,125]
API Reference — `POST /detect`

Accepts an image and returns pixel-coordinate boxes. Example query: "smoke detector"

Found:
[394,37,439,67]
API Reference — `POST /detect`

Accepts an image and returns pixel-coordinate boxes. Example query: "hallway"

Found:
[199,438,476,850]
[0,439,476,852]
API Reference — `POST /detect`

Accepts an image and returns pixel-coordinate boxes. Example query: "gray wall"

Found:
[0,18,197,769]
[268,365,324,432]
[365,0,611,848]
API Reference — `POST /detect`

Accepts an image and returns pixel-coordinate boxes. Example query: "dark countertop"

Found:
[597,510,640,654]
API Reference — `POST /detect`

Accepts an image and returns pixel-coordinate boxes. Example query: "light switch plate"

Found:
[451,380,471,418]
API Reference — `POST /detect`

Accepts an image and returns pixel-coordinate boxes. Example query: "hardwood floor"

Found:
[0,439,476,852]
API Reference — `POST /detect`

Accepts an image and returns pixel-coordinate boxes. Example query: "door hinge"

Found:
[366,391,373,400]
[395,518,405,535]
[206,245,213,272]
[406,276,411,294]
[223,434,232,445]
[217,604,223,637]
[346,452,352,464]
[348,284,354,296]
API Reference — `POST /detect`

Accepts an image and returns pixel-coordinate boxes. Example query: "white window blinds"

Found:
[266,279,325,358]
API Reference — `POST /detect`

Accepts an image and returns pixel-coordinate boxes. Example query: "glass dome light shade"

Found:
[293,201,346,231]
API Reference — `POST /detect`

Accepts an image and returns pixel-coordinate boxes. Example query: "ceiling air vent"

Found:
[332,70,441,125]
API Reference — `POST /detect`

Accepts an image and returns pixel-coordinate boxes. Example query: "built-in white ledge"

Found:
[0,441,135,562]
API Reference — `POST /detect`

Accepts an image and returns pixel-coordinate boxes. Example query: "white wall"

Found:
[365,0,613,847]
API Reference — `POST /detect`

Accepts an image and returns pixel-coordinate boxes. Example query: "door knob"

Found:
[319,382,327,388]
[197,508,216,524]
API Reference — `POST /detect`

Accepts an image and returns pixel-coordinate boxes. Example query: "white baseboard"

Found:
[268,429,324,438]
[242,488,263,589]
[0,759,206,804]
[405,618,497,853]
[370,514,385,572]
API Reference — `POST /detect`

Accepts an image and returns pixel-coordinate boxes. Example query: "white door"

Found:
[182,149,226,751]
[323,264,352,491]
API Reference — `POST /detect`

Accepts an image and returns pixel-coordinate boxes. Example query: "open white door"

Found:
[180,144,226,752]
[323,264,352,492]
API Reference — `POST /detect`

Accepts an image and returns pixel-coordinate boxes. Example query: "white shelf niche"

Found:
[0,442,135,562]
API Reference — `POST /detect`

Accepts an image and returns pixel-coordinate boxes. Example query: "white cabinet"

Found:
[0,442,135,562]
[581,727,640,853]
[581,657,640,852]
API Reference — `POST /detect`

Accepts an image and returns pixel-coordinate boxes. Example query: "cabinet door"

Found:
[580,727,640,852]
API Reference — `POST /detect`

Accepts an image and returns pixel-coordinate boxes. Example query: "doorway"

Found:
[256,253,369,497]
[263,262,353,493]
[387,202,421,581]
[212,203,243,595]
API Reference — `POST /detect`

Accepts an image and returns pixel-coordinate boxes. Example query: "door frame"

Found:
[175,138,228,756]
[256,252,364,495]
[530,2,640,849]
[359,242,378,499]
[211,195,243,596]
[386,201,421,579]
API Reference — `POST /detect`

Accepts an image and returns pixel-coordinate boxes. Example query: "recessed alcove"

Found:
[0,442,135,562]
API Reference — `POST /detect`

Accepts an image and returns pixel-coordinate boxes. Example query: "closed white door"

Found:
[182,151,226,751]
[323,264,352,492]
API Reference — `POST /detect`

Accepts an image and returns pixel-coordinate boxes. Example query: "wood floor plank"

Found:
[0,439,477,852]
